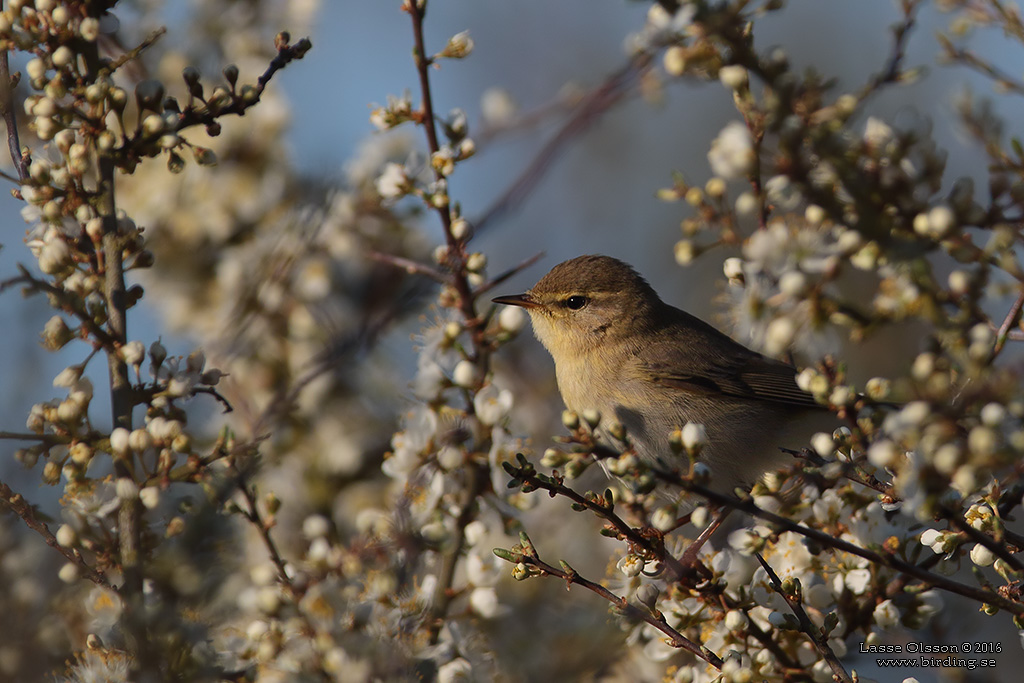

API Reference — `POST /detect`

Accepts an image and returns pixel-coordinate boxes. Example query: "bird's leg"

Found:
[678,507,733,576]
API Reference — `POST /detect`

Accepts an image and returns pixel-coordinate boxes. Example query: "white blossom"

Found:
[970,543,995,567]
[468,586,502,618]
[473,383,513,425]
[873,599,900,629]
[437,658,472,683]
[375,162,408,199]
[708,121,754,179]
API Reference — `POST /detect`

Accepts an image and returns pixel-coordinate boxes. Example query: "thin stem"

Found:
[409,4,443,173]
[756,553,853,683]
[944,511,1024,572]
[0,479,111,587]
[405,1,496,646]
[783,447,894,498]
[369,251,448,283]
[1,266,120,349]
[407,0,484,359]
[992,286,1024,357]
[939,38,1024,98]
[509,546,723,669]
[858,0,922,99]
[505,459,687,580]
[239,479,297,591]
[97,143,149,672]
[0,39,27,180]
[0,431,69,443]
[474,251,545,296]
[472,52,652,235]
[426,462,486,643]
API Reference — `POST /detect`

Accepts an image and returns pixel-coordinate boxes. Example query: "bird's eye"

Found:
[565,295,588,310]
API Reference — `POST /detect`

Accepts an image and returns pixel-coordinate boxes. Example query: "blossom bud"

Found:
[719,65,749,90]
[56,524,77,547]
[452,360,480,388]
[41,315,73,350]
[681,422,706,451]
[440,31,474,59]
[128,428,153,453]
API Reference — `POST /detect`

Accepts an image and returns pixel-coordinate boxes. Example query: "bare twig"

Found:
[859,0,923,99]
[191,386,234,413]
[369,251,448,283]
[472,52,653,235]
[475,94,573,145]
[0,431,68,443]
[474,251,544,296]
[103,27,167,75]
[939,38,1024,98]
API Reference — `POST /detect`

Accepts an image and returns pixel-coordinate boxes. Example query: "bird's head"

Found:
[493,255,663,360]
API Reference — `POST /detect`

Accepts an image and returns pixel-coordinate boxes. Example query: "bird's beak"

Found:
[492,293,541,309]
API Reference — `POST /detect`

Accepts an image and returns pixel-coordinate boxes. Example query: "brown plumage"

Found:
[495,254,828,494]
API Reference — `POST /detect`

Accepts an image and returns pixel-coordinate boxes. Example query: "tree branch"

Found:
[0,44,27,180]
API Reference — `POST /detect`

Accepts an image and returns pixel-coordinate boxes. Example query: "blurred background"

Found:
[1,0,1023,679]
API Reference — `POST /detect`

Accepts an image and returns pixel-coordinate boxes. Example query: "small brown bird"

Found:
[494,254,826,496]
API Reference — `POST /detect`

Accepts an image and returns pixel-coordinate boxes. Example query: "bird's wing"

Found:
[640,324,821,410]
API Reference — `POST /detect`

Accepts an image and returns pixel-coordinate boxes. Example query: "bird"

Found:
[493,254,828,499]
